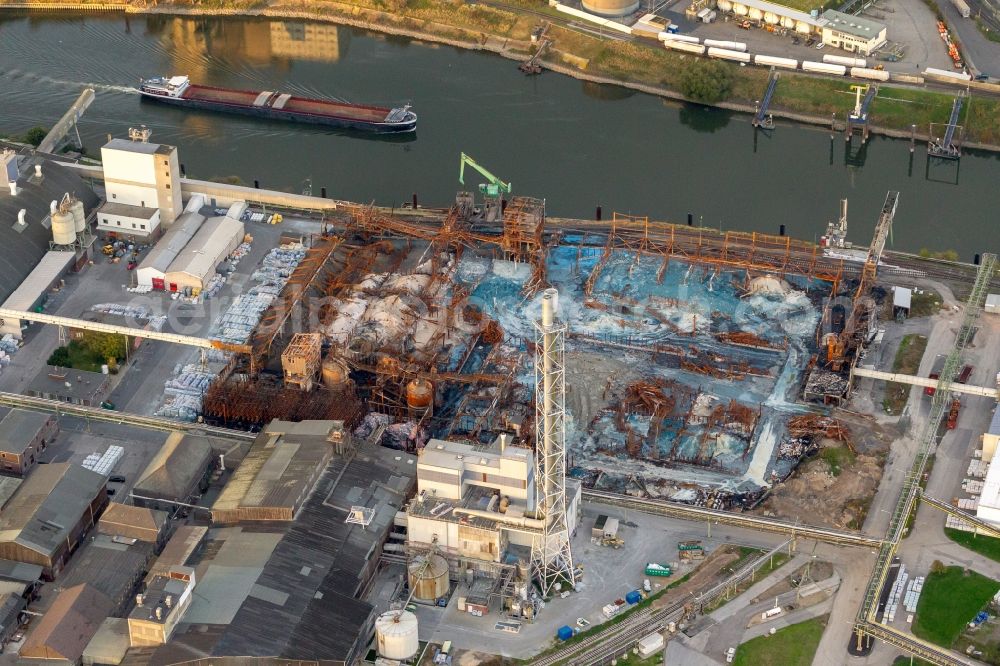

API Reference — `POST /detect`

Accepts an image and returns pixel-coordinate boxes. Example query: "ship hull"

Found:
[139,90,417,134]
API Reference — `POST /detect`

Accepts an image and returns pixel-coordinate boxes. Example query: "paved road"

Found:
[937,0,1000,76]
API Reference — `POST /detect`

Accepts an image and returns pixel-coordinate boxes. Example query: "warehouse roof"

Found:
[83,618,131,666]
[0,408,52,454]
[0,593,24,634]
[25,366,109,404]
[0,153,98,304]
[989,408,1000,436]
[0,478,21,510]
[133,432,213,501]
[0,463,105,558]
[98,503,167,541]
[821,9,885,37]
[137,211,205,276]
[213,445,415,662]
[211,421,336,517]
[98,202,159,219]
[20,583,113,662]
[0,250,75,315]
[165,215,243,281]
[146,526,207,583]
[57,535,155,605]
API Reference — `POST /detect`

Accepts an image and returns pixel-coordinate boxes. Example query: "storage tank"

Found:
[581,0,640,17]
[321,357,352,390]
[795,20,811,33]
[802,60,847,75]
[716,0,732,10]
[664,40,707,55]
[747,6,763,19]
[755,54,799,69]
[51,209,76,245]
[375,610,419,660]
[70,198,86,233]
[851,67,890,81]
[408,554,450,601]
[781,15,795,28]
[406,377,434,411]
[733,2,748,15]
[708,47,751,62]
[764,11,779,23]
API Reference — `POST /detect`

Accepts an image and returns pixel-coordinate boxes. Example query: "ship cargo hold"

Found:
[139,75,416,133]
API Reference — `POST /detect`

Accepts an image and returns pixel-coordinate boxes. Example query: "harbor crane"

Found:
[459,152,511,222]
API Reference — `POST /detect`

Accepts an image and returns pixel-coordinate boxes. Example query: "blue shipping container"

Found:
[557,626,574,641]
[626,590,642,605]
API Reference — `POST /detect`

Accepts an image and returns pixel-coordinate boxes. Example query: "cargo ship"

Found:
[138,76,416,133]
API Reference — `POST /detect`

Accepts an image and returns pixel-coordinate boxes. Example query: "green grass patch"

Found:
[883,333,928,415]
[732,615,827,666]
[908,289,943,318]
[820,444,855,477]
[912,566,1000,647]
[945,528,1000,563]
[47,340,109,373]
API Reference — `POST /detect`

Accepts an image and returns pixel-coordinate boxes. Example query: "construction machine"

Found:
[459,152,511,223]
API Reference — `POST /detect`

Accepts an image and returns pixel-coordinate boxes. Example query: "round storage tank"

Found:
[747,6,763,19]
[321,357,352,390]
[781,15,795,28]
[375,610,419,661]
[764,11,778,23]
[408,554,449,601]
[581,0,640,17]
[51,210,76,245]
[70,199,86,233]
[406,378,434,411]
[733,3,748,15]
[717,0,732,9]
[795,20,811,32]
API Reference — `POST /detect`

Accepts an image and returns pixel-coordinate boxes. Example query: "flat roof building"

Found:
[0,408,58,477]
[0,463,107,579]
[101,136,182,229]
[24,367,109,407]
[83,618,131,666]
[128,567,195,648]
[820,9,887,55]
[211,421,343,523]
[0,251,77,338]
[96,202,161,241]
[20,583,112,663]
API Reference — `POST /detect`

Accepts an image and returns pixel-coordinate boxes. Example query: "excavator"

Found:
[459,152,511,223]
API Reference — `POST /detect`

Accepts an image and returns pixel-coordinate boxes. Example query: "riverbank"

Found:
[6,0,1000,150]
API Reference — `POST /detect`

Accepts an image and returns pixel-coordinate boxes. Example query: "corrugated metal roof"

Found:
[137,212,205,276]
[0,250,75,312]
[0,558,42,584]
[892,286,912,310]
[133,432,213,501]
[20,583,112,662]
[989,408,1000,436]
[98,503,167,538]
[0,154,98,304]
[165,215,244,283]
[0,463,105,557]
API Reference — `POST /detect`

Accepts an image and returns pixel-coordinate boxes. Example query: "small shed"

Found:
[986,293,1000,315]
[892,286,912,319]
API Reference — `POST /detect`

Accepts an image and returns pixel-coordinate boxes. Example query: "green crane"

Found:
[459,152,512,199]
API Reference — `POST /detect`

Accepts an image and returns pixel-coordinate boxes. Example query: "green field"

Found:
[883,334,928,415]
[732,615,827,666]
[912,567,1000,647]
[945,529,1000,564]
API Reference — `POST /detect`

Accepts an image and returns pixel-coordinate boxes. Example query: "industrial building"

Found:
[82,619,131,666]
[97,503,168,547]
[713,0,886,53]
[976,411,1000,526]
[210,420,342,523]
[0,408,58,477]
[57,534,155,616]
[97,131,181,237]
[131,432,214,512]
[127,567,196,647]
[135,210,205,289]
[144,526,207,584]
[163,211,245,292]
[19,583,112,663]
[0,592,26,649]
[0,463,107,579]
[0,250,78,338]
[24,367,109,407]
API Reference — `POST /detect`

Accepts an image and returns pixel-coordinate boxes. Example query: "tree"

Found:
[677,60,733,105]
[79,331,128,363]
[23,126,49,148]
[47,346,71,368]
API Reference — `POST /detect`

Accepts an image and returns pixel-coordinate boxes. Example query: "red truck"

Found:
[958,365,974,384]
[925,355,946,396]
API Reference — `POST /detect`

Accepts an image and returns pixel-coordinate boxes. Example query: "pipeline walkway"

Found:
[37,88,94,155]
[752,69,778,129]
[0,391,255,441]
[919,489,1000,538]
[851,367,998,399]
[583,489,882,548]
[929,93,965,159]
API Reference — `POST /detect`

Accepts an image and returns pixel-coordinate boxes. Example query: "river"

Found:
[1,13,996,256]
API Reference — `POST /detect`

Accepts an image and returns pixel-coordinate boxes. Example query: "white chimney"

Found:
[499,433,507,454]
[155,606,163,620]
[8,182,16,196]
[165,594,173,608]
[34,164,42,178]
[50,200,57,215]
[136,593,144,607]
[17,210,26,226]
[219,453,226,472]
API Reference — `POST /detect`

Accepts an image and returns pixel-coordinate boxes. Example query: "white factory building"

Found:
[135,199,246,292]
[714,0,886,54]
[406,437,581,569]
[96,132,182,240]
[977,410,1000,526]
